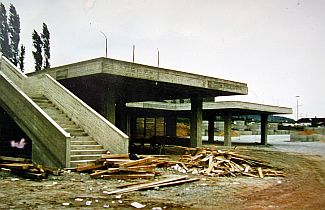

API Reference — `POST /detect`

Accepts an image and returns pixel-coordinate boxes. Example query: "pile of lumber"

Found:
[0,156,59,179]
[170,148,285,178]
[76,154,175,180]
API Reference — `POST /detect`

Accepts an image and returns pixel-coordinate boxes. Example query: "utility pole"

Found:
[157,48,160,67]
[132,45,135,63]
[100,31,107,58]
[296,95,300,121]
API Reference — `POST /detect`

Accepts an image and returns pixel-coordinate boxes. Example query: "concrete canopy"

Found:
[28,57,248,102]
[126,101,293,116]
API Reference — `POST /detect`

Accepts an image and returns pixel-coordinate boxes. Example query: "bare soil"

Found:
[0,147,324,210]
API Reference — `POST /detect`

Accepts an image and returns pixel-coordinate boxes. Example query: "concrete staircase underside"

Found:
[32,96,106,167]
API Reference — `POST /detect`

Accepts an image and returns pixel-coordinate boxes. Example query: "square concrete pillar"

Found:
[261,114,268,145]
[223,112,232,146]
[190,96,203,147]
[166,114,177,137]
[116,101,128,133]
[208,116,215,143]
[100,89,116,124]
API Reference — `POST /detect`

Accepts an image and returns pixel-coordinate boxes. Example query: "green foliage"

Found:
[32,30,42,71]
[8,4,20,66]
[19,44,25,72]
[0,3,11,59]
[41,23,50,69]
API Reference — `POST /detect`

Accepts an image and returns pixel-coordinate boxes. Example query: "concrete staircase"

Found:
[32,96,107,167]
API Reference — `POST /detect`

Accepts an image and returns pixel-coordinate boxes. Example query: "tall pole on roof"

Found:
[133,45,135,63]
[157,48,160,67]
[100,31,107,58]
[296,95,300,121]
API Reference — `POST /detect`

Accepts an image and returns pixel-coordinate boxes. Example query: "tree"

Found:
[0,3,11,59]
[41,23,50,69]
[8,4,20,66]
[32,30,42,71]
[18,44,25,72]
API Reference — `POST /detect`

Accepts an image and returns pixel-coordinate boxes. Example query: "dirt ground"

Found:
[0,146,324,210]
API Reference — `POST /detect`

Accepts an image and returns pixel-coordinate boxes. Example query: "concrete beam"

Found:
[224,112,232,146]
[261,114,268,145]
[190,96,203,147]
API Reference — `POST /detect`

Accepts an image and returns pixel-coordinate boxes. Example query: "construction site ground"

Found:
[1,137,325,210]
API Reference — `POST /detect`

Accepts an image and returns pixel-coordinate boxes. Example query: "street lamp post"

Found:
[100,31,107,58]
[296,95,300,121]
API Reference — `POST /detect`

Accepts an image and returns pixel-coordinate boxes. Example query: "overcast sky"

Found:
[2,0,325,119]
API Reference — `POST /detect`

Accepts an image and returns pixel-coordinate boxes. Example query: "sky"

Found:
[1,0,325,120]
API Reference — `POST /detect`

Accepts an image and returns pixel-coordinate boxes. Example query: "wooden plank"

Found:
[257,167,264,178]
[119,165,157,173]
[0,163,33,170]
[101,154,130,159]
[116,181,148,188]
[102,174,155,180]
[76,164,104,172]
[243,164,251,173]
[242,172,259,178]
[105,159,132,166]
[146,177,199,189]
[205,157,214,174]
[90,168,120,178]
[118,157,156,169]
[103,175,189,195]
[0,156,30,163]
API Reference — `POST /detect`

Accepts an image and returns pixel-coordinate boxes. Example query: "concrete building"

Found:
[0,55,292,167]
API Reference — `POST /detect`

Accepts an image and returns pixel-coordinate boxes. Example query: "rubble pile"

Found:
[0,156,60,180]
[75,154,175,180]
[170,148,285,178]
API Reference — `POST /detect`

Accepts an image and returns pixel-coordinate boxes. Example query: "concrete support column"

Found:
[116,100,128,133]
[224,112,232,146]
[100,89,116,124]
[166,114,177,137]
[190,95,203,148]
[208,116,215,143]
[261,114,268,145]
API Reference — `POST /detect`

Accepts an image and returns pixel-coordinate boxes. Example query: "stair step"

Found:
[32,98,50,102]
[42,108,63,114]
[69,131,88,136]
[70,145,103,150]
[57,121,76,127]
[70,154,103,161]
[72,136,94,141]
[71,141,99,145]
[31,95,107,167]
[70,149,106,155]
[62,124,80,130]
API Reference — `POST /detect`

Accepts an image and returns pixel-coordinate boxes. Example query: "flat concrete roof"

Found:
[28,57,248,102]
[127,101,293,115]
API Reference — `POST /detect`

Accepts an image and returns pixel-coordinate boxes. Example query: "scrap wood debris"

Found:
[169,147,285,178]
[75,154,176,180]
[0,156,60,179]
[103,175,199,195]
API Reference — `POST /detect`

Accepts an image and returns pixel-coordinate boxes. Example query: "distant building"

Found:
[297,118,325,127]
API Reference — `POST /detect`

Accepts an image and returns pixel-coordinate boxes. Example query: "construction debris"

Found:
[103,175,199,195]
[74,154,172,180]
[169,148,285,178]
[0,156,60,179]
